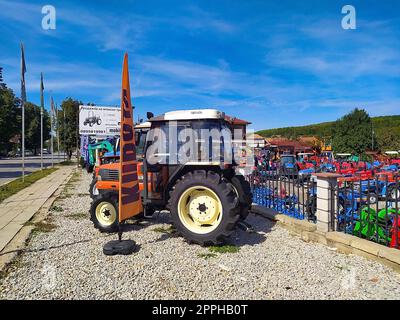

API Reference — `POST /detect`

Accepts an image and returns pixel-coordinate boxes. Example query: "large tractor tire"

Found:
[168,170,240,246]
[90,193,119,233]
[230,175,252,220]
[89,178,99,199]
[86,164,94,174]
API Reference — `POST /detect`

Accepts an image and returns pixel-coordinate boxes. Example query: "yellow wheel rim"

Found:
[177,186,223,234]
[96,201,117,226]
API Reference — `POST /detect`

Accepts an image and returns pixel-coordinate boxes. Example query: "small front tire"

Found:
[90,194,119,233]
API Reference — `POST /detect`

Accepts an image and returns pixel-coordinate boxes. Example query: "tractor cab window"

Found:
[136,129,148,158]
[145,120,230,165]
[281,156,295,165]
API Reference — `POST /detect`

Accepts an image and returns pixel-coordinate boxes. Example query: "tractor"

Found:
[89,109,252,246]
[83,110,102,127]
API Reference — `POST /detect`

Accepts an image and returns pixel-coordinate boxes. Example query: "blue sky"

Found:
[0,0,399,130]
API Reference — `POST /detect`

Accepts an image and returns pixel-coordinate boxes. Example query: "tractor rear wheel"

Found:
[230,175,252,220]
[168,170,240,246]
[90,193,119,233]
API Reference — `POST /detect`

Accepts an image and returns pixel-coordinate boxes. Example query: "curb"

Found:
[251,204,400,273]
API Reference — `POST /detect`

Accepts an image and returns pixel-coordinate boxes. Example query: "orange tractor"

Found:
[89,109,252,246]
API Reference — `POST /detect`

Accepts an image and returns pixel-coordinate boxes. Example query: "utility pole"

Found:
[371,124,375,151]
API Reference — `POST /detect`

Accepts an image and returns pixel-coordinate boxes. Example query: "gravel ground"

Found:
[1,169,400,300]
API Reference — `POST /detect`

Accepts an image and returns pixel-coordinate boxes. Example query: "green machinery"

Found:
[354,207,400,244]
[86,139,115,173]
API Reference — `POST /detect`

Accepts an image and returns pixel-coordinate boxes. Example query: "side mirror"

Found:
[146,112,154,120]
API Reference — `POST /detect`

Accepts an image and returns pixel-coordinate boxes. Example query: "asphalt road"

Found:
[0,154,67,186]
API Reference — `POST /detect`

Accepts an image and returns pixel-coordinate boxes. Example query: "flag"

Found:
[20,43,26,103]
[51,96,55,118]
[50,96,56,137]
[40,73,44,115]
[118,53,142,222]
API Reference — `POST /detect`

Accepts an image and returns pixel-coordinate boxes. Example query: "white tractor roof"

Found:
[336,153,352,156]
[134,121,151,129]
[150,109,225,121]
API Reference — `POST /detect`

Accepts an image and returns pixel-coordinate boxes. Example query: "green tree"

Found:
[377,130,400,152]
[332,108,372,155]
[24,102,51,154]
[58,98,81,160]
[0,73,20,155]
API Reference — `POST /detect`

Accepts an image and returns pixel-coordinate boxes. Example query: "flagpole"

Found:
[51,96,54,168]
[57,103,60,161]
[63,108,66,161]
[20,43,26,182]
[40,72,44,170]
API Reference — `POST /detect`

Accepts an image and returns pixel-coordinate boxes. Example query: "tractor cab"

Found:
[90,109,253,246]
[142,109,239,207]
[279,154,298,177]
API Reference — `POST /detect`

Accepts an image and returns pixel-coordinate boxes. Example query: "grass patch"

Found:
[68,171,81,183]
[66,212,87,220]
[0,168,58,204]
[198,252,218,260]
[152,226,176,234]
[77,193,90,197]
[25,220,57,236]
[208,245,240,254]
[59,160,74,166]
[0,255,27,281]
[58,193,73,199]
[50,205,64,212]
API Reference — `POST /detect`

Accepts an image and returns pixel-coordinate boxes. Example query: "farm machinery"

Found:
[85,138,116,173]
[89,109,253,246]
[83,110,102,127]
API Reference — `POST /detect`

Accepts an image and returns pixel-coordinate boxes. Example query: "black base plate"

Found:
[103,240,137,256]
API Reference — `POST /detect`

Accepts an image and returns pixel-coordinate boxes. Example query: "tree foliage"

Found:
[257,110,400,154]
[331,108,372,154]
[24,102,51,154]
[0,77,20,154]
[58,98,81,160]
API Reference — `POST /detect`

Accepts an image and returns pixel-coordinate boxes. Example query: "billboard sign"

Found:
[79,105,121,136]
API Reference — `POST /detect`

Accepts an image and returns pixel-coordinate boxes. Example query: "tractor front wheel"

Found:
[89,178,99,198]
[90,194,119,233]
[168,170,240,246]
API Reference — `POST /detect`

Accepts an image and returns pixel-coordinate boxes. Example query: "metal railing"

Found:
[247,166,317,222]
[332,174,400,250]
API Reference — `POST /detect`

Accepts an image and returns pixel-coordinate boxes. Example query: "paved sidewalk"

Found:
[0,166,74,252]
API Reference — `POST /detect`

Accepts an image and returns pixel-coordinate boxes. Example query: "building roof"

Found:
[247,133,266,140]
[224,115,251,125]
